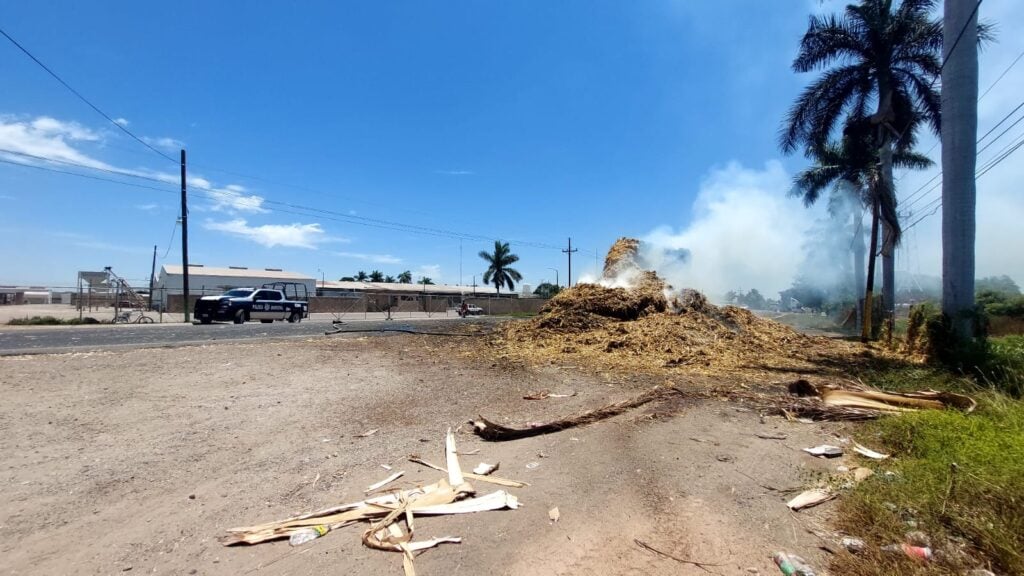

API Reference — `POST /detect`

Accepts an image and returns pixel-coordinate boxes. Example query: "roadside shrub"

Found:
[7,316,102,326]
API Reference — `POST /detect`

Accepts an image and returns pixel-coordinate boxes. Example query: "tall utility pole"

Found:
[148,244,157,310]
[942,0,980,340]
[180,149,190,323]
[562,237,578,287]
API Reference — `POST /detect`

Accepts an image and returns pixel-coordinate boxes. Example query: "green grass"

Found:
[834,383,1024,574]
[6,315,102,326]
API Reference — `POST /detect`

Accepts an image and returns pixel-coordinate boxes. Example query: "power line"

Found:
[0,157,177,195]
[0,149,571,251]
[160,219,179,260]
[979,47,1024,101]
[0,26,178,165]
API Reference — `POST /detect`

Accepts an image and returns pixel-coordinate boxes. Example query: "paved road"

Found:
[0,317,502,356]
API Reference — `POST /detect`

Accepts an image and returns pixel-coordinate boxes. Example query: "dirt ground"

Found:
[0,333,855,575]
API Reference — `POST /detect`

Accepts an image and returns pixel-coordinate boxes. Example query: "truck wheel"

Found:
[200,318,212,325]
[260,319,273,324]
[233,310,247,324]
[287,311,301,323]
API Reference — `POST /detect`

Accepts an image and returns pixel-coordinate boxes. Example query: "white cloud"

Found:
[135,203,160,212]
[204,218,328,249]
[0,116,111,169]
[416,264,442,282]
[636,160,820,299]
[113,118,130,127]
[142,136,185,150]
[335,251,402,264]
[435,169,474,176]
[204,186,268,214]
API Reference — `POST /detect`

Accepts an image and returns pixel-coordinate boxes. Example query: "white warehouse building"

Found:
[154,265,315,309]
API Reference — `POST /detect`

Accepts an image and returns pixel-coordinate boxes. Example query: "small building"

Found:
[0,286,51,305]
[154,265,315,309]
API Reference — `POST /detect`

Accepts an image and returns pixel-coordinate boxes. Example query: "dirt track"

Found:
[1,334,845,575]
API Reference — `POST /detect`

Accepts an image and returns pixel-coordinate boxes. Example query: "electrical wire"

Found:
[0,26,178,165]
[979,48,1024,102]
[160,219,179,259]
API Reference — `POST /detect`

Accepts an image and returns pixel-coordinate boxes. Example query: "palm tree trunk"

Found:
[853,209,866,329]
[878,131,897,326]
[862,197,881,342]
[942,0,980,340]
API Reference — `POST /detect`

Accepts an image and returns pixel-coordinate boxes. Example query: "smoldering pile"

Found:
[499,237,849,376]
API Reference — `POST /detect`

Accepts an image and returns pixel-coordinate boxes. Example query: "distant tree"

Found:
[479,240,522,295]
[724,290,740,305]
[533,282,562,299]
[398,271,413,284]
[384,275,396,283]
[339,276,355,282]
[419,277,435,285]
[355,271,368,281]
[741,289,767,310]
[369,270,384,282]
[976,275,1021,296]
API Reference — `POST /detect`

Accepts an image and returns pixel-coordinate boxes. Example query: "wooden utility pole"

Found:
[148,244,157,310]
[180,149,190,323]
[562,237,578,287]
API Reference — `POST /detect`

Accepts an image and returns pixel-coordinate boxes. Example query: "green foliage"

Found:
[976,275,1021,296]
[397,271,413,284]
[355,271,368,281]
[384,275,396,283]
[977,289,1024,318]
[533,282,561,299]
[7,316,101,325]
[338,276,356,282]
[836,397,1024,575]
[478,240,522,294]
[418,277,434,285]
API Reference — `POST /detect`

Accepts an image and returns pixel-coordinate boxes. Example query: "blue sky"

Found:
[2,1,1022,294]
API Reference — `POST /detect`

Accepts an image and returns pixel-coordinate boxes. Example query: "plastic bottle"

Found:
[289,525,329,546]
[771,552,817,576]
[881,543,933,561]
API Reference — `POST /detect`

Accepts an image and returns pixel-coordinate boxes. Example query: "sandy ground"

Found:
[0,334,852,575]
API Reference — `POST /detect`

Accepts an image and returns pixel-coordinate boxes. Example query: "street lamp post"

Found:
[547,267,559,288]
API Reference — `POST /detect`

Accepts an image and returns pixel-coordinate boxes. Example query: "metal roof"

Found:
[160,265,313,281]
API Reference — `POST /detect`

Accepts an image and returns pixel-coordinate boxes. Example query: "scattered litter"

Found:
[472,386,682,441]
[380,464,392,471]
[853,442,890,460]
[836,465,849,473]
[905,531,931,547]
[289,525,329,547]
[356,429,379,438]
[407,455,527,488]
[365,471,405,493]
[458,449,481,456]
[472,462,499,476]
[523,390,577,400]
[222,430,523,575]
[526,462,540,470]
[771,551,817,575]
[321,438,332,443]
[881,543,932,561]
[802,445,843,458]
[310,472,321,491]
[840,537,865,554]
[787,489,837,511]
[756,433,788,440]
[548,507,560,523]
[966,570,996,576]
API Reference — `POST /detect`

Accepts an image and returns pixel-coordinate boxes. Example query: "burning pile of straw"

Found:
[497,238,856,377]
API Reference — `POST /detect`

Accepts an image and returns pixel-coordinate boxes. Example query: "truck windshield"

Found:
[223,289,254,297]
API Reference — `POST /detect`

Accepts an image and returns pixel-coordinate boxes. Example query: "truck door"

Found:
[251,290,286,319]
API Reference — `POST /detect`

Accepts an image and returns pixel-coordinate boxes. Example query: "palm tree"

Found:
[781,0,944,323]
[384,275,396,283]
[355,271,368,281]
[369,270,384,282]
[418,277,435,285]
[397,271,413,284]
[479,240,522,295]
[792,120,931,338]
